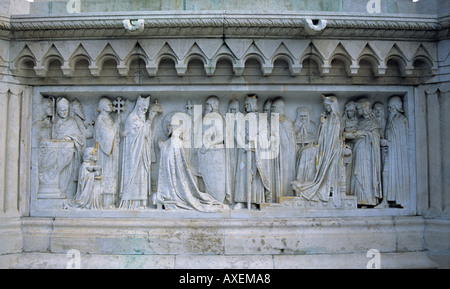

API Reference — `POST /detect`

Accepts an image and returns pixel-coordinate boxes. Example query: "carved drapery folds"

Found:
[33,91,413,213]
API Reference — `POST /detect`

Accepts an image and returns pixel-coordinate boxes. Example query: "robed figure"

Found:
[53,97,85,198]
[95,97,120,209]
[381,96,409,208]
[119,96,161,209]
[225,99,240,203]
[233,94,271,209]
[198,96,228,203]
[67,147,102,210]
[156,113,227,212]
[292,95,343,206]
[271,97,296,200]
[294,107,317,150]
[342,101,359,195]
[260,98,275,203]
[347,98,382,206]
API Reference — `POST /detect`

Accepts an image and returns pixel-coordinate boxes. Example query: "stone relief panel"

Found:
[31,88,415,216]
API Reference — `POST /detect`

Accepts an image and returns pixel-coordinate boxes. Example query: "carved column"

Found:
[417,85,450,218]
[5,90,21,215]
[0,87,31,216]
[0,91,7,214]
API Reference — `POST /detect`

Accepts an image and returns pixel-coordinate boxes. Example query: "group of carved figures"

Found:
[37,92,410,212]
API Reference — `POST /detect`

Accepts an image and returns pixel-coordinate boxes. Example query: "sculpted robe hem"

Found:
[157,136,226,212]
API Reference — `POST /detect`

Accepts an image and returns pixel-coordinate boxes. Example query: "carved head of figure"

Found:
[356,98,371,118]
[296,107,310,124]
[228,99,240,114]
[169,112,190,140]
[41,97,53,119]
[322,95,339,115]
[344,101,356,119]
[372,102,385,118]
[97,97,113,114]
[388,96,404,115]
[71,99,85,120]
[83,147,98,162]
[135,95,150,119]
[205,95,219,114]
[56,97,70,119]
[263,98,272,114]
[244,94,258,113]
[271,97,285,114]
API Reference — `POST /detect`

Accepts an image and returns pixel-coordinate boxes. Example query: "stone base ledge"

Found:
[22,216,426,253]
[0,215,446,268]
[1,252,437,269]
[0,217,23,255]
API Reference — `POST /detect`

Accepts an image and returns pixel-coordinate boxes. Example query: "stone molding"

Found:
[4,12,442,40]
[13,215,439,269]
[22,216,427,254]
[3,12,442,83]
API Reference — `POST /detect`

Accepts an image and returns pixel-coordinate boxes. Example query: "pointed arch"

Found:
[12,44,37,75]
[385,44,409,77]
[357,43,381,76]
[123,42,151,76]
[271,42,301,75]
[92,43,121,76]
[67,44,93,77]
[300,42,325,75]
[329,42,353,76]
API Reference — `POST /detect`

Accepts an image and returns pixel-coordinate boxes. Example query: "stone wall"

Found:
[0,2,449,268]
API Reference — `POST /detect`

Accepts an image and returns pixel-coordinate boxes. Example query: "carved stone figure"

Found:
[372,102,386,139]
[346,98,382,207]
[38,97,54,141]
[66,147,102,210]
[292,95,343,206]
[198,96,228,203]
[343,101,358,134]
[260,98,274,203]
[372,101,387,169]
[342,100,358,195]
[53,97,85,198]
[225,98,240,203]
[271,97,296,200]
[380,96,410,208]
[95,97,120,209]
[294,107,317,149]
[38,97,75,198]
[184,99,201,186]
[156,113,228,212]
[293,106,318,191]
[233,94,271,209]
[119,96,162,209]
[71,98,94,152]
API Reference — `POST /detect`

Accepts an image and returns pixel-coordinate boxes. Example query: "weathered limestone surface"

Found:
[0,0,449,269]
[2,215,435,269]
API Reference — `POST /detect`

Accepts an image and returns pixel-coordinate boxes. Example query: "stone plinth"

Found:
[3,215,436,269]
